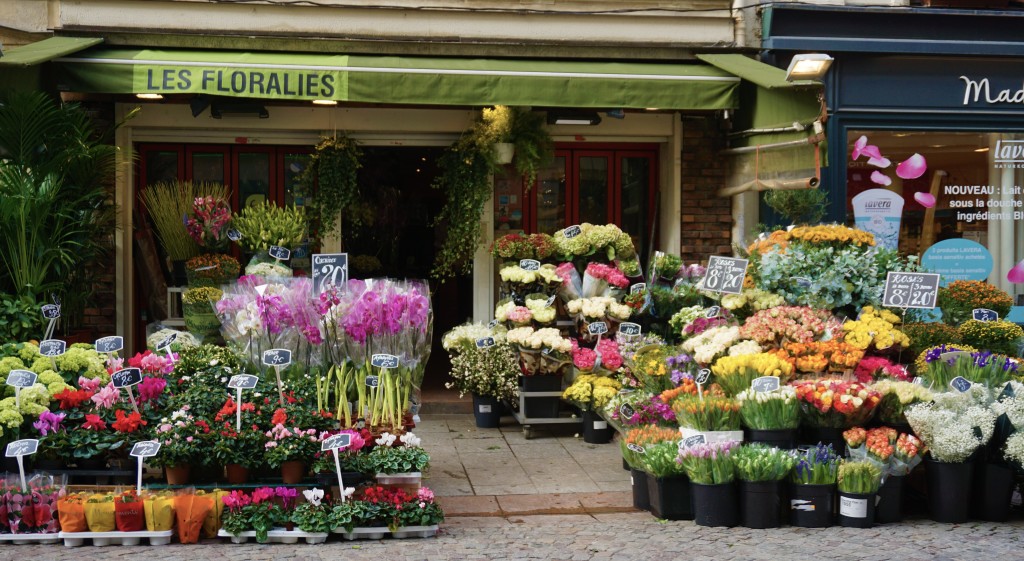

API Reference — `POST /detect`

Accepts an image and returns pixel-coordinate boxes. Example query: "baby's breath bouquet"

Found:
[905,401,996,463]
[446,341,520,402]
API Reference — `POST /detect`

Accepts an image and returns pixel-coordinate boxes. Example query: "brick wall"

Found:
[678,115,733,263]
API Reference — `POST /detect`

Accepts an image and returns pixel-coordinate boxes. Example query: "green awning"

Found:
[0,37,103,67]
[52,48,741,110]
[696,54,798,90]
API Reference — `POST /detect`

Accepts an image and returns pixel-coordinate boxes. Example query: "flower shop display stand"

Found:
[0,533,61,545]
[46,468,135,486]
[58,530,174,547]
[217,529,328,544]
[333,525,439,540]
[504,387,580,440]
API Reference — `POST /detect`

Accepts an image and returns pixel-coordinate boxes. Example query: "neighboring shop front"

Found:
[762,4,1024,305]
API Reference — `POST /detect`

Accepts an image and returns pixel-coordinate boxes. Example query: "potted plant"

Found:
[150,407,213,485]
[638,439,693,521]
[181,286,224,342]
[264,424,321,484]
[393,487,444,536]
[68,414,111,469]
[290,488,332,539]
[936,280,1013,327]
[212,424,266,484]
[185,253,240,288]
[231,200,307,276]
[789,443,841,528]
[836,460,883,528]
[442,324,520,428]
[732,444,796,529]
[141,180,228,285]
[220,488,285,543]
[677,440,740,527]
[365,432,429,483]
[296,134,363,238]
[736,386,800,449]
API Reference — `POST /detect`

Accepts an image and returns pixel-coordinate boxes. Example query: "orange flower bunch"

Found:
[746,230,790,256]
[625,425,682,447]
[659,380,724,403]
[866,427,896,462]
[787,225,876,247]
[772,341,865,374]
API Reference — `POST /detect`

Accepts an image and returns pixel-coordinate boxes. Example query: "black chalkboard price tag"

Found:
[587,321,609,335]
[695,368,711,385]
[705,306,721,319]
[312,253,349,296]
[366,375,380,388]
[972,308,999,322]
[268,245,291,260]
[228,374,260,389]
[475,337,496,349]
[950,376,973,393]
[262,348,292,367]
[130,441,161,458]
[703,256,748,295]
[619,403,635,419]
[626,443,646,454]
[519,259,541,271]
[794,277,812,288]
[487,319,499,329]
[41,304,61,320]
[321,433,352,452]
[619,322,642,337]
[680,434,707,449]
[39,339,66,357]
[882,272,940,309]
[111,367,143,388]
[5,439,38,458]
[95,336,124,354]
[751,376,781,393]
[371,353,399,369]
[6,370,36,388]
[156,332,178,351]
[563,225,582,239]
[227,228,242,242]
[630,283,646,294]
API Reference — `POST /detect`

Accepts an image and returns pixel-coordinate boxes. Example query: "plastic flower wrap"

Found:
[717,288,785,322]
[676,440,739,484]
[770,341,865,375]
[582,262,629,297]
[710,352,794,397]
[628,345,676,394]
[793,379,881,428]
[185,195,233,251]
[842,306,910,354]
[562,374,621,411]
[498,263,563,300]
[524,294,556,325]
[671,395,741,432]
[566,297,631,321]
[441,322,506,354]
[735,386,799,430]
[505,326,572,376]
[871,380,934,425]
[906,400,996,463]
[740,306,842,348]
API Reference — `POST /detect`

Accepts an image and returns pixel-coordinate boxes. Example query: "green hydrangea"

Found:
[29,357,52,374]
[55,347,107,380]
[0,357,26,377]
[47,382,72,396]
[17,343,41,363]
[0,408,23,429]
[38,370,62,385]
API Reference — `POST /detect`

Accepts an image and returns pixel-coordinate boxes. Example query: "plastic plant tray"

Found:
[57,530,174,547]
[0,533,61,545]
[216,528,328,544]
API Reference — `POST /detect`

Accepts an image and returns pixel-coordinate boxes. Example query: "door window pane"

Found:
[536,156,567,234]
[283,153,309,207]
[238,152,271,208]
[145,151,179,185]
[620,156,650,258]
[191,152,225,185]
[494,169,525,235]
[578,156,609,225]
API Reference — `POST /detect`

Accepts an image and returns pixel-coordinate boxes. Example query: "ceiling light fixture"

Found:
[136,93,164,100]
[312,99,337,106]
[547,111,602,126]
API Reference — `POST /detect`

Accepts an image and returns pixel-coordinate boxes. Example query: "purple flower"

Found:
[33,411,65,436]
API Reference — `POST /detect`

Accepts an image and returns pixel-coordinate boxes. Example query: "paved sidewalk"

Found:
[416,414,636,516]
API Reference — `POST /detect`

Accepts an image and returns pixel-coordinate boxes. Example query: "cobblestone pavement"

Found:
[11,512,1024,561]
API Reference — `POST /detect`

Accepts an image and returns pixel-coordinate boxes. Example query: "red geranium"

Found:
[53,388,95,410]
[82,414,107,431]
[112,410,147,433]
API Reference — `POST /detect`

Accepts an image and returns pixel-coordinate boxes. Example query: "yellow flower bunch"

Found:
[842,307,910,352]
[562,374,622,411]
[711,352,794,396]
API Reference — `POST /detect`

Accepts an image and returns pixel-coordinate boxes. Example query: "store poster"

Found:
[851,188,904,250]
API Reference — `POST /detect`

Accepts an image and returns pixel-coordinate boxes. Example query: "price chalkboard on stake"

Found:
[973,308,999,322]
[619,322,642,337]
[111,367,143,388]
[695,368,711,385]
[41,304,60,320]
[950,376,973,393]
[630,283,646,294]
[312,253,349,296]
[487,319,499,329]
[6,370,36,388]
[882,272,940,309]
[228,374,260,389]
[705,306,721,319]
[39,339,66,357]
[703,256,748,295]
[5,439,38,457]
[475,337,496,349]
[262,348,292,367]
[588,321,609,335]
[371,353,399,369]
[268,245,291,260]
[563,225,582,239]
[227,228,242,242]
[321,433,352,452]
[156,332,177,352]
[95,336,124,354]
[626,443,646,454]
[366,375,380,388]
[680,434,707,449]
[130,441,161,458]
[546,294,557,307]
[519,259,541,271]
[751,376,780,393]
[620,403,635,419]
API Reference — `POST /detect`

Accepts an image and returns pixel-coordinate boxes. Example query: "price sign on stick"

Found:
[588,321,609,336]
[268,245,291,261]
[263,349,292,407]
[5,439,38,492]
[703,256,748,295]
[882,272,940,309]
[705,306,721,319]
[973,308,999,322]
[95,335,124,354]
[227,228,242,242]
[366,375,380,388]
[563,225,582,239]
[619,322,642,337]
[321,433,353,501]
[7,369,37,410]
[679,434,707,451]
[112,368,143,413]
[227,374,259,430]
[312,253,349,297]
[630,283,646,294]
[371,354,399,369]
[130,441,161,492]
[950,376,973,393]
[751,376,781,393]
[39,339,66,371]
[475,337,496,349]
[626,443,646,454]
[519,259,541,271]
[41,304,60,320]
[695,368,711,402]
[620,403,636,419]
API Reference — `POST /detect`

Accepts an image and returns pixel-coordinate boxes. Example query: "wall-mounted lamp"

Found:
[136,93,164,100]
[785,53,834,82]
[547,111,602,126]
[210,101,269,119]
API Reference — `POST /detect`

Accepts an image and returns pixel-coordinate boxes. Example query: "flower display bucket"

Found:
[691,482,738,527]
[789,483,835,528]
[164,464,191,485]
[739,480,783,529]
[744,428,797,450]
[280,460,307,484]
[875,475,904,523]
[225,464,250,485]
[472,394,502,429]
[926,458,973,523]
[971,462,1014,522]
[646,473,693,521]
[630,469,650,511]
[519,375,562,419]
[838,491,876,528]
[582,411,614,444]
